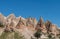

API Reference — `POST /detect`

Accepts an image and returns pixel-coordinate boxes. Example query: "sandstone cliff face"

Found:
[36,17,47,33]
[15,17,37,39]
[49,24,59,36]
[35,17,60,37]
[0,13,6,25]
[0,14,60,39]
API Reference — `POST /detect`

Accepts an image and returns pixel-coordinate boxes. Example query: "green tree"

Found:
[34,30,42,39]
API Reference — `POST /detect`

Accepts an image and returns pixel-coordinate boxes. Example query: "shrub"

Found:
[34,30,42,39]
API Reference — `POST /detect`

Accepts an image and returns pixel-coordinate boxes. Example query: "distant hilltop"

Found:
[0,13,60,39]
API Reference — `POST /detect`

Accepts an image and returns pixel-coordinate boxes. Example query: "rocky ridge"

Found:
[0,13,60,39]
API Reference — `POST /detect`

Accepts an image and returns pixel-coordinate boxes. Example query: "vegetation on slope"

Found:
[34,29,42,39]
[0,32,11,39]
[0,31,24,39]
[14,32,24,39]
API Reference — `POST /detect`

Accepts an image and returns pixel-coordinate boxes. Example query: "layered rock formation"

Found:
[35,17,47,34]
[35,17,60,38]
[0,13,60,39]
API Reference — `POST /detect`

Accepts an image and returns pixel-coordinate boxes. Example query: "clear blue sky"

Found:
[0,0,60,27]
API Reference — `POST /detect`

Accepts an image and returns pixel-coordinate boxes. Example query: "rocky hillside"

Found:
[0,13,60,39]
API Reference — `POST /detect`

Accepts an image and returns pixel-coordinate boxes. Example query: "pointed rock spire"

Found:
[36,17,45,30]
[45,20,52,28]
[16,17,25,27]
[38,16,44,25]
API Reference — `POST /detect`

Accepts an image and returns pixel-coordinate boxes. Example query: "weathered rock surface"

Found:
[0,14,60,39]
